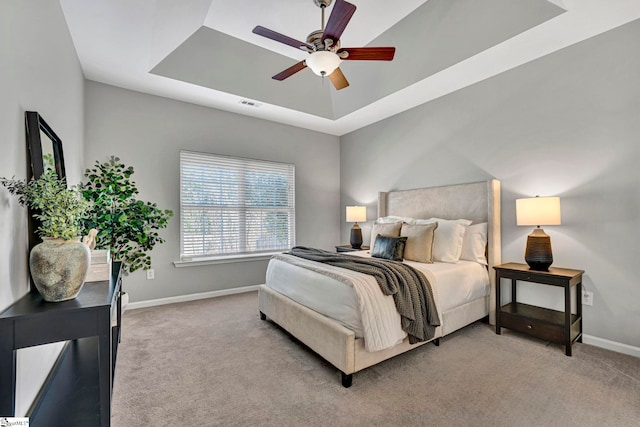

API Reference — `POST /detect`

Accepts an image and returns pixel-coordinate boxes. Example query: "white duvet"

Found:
[265,252,489,352]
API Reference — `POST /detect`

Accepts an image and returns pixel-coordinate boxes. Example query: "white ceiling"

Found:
[60,0,640,136]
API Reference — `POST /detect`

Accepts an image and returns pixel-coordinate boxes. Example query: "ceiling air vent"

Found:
[239,99,262,108]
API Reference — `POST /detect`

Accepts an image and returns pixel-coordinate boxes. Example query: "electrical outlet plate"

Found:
[146,269,155,280]
[582,290,593,306]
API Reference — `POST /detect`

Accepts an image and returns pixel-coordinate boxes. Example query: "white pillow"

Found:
[416,218,472,263]
[460,222,488,265]
[375,215,415,224]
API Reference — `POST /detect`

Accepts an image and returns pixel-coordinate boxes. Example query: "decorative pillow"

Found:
[371,235,407,261]
[369,221,402,249]
[461,222,488,265]
[375,215,416,225]
[415,218,472,263]
[400,222,437,263]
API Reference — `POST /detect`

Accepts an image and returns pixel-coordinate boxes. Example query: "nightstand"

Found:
[495,262,584,356]
[336,245,369,253]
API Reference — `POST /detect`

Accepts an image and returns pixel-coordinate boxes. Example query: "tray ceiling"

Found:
[60,0,640,135]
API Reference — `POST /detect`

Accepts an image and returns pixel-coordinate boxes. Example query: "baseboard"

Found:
[127,285,261,310]
[582,334,640,358]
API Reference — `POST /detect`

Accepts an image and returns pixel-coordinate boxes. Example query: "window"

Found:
[179,150,295,261]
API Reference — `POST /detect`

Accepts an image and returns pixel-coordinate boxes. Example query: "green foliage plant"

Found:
[1,170,89,240]
[80,156,173,274]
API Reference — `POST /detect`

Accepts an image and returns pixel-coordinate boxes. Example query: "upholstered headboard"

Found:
[378,180,501,324]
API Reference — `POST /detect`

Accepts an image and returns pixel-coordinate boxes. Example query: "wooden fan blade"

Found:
[338,47,396,61]
[253,26,313,51]
[322,0,357,44]
[272,61,308,81]
[329,67,349,90]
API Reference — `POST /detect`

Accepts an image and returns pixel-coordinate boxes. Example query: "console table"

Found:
[0,262,122,426]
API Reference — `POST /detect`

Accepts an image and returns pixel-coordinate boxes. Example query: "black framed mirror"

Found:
[25,111,67,292]
[25,111,66,181]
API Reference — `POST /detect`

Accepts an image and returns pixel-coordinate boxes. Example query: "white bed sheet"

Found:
[265,252,489,345]
[266,255,382,339]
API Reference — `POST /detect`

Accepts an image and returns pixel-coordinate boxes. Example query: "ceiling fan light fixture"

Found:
[254,0,393,90]
[306,51,341,76]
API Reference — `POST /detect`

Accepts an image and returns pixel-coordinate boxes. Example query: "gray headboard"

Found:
[378,180,501,324]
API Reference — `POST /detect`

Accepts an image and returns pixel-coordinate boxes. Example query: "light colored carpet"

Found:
[112,291,640,426]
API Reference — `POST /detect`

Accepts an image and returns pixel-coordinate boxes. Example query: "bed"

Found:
[258,180,501,387]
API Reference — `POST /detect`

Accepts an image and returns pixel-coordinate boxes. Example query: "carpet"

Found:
[111,291,640,426]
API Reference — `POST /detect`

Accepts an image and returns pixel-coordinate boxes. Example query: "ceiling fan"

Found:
[252,0,396,90]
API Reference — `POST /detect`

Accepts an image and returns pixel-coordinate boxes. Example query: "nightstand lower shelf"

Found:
[500,302,581,345]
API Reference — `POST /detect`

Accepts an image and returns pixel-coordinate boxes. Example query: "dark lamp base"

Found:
[525,228,553,271]
[350,223,363,249]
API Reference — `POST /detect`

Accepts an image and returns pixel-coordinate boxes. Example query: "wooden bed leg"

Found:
[259,311,266,320]
[341,372,353,388]
[432,338,440,347]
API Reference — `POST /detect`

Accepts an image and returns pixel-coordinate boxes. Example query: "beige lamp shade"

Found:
[516,196,561,226]
[346,206,367,223]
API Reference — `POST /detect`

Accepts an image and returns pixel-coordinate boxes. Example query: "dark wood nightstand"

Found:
[495,262,584,356]
[336,245,369,253]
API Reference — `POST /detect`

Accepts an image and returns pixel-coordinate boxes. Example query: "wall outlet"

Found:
[582,290,593,306]
[146,269,155,280]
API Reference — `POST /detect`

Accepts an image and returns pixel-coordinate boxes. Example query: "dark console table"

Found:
[0,262,122,426]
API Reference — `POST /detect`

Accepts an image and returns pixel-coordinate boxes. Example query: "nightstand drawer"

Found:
[336,245,369,253]
[500,311,564,343]
[498,269,567,286]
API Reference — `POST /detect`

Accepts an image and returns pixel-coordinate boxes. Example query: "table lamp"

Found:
[346,206,366,249]
[516,196,561,271]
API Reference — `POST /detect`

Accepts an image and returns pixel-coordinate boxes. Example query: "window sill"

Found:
[173,252,281,268]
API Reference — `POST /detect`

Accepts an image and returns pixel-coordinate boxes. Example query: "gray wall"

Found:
[84,82,341,303]
[341,20,640,348]
[0,0,85,415]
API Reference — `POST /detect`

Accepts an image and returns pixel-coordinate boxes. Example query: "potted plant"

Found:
[1,170,91,302]
[80,156,173,276]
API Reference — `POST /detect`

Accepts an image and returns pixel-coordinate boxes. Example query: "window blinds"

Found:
[180,150,295,260]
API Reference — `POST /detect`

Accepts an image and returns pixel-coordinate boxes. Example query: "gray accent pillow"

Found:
[401,222,438,263]
[369,221,402,249]
[371,235,407,261]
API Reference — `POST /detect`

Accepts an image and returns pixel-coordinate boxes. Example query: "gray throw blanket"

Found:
[287,246,440,344]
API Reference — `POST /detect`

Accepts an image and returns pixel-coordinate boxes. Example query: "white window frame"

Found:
[178,150,295,264]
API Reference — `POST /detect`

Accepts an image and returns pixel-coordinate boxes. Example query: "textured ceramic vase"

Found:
[29,237,91,302]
